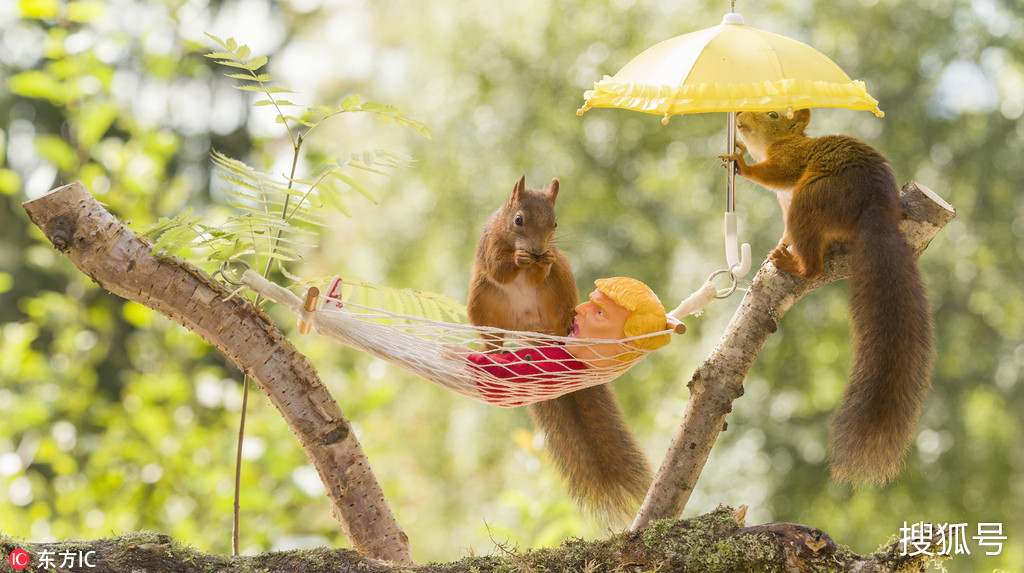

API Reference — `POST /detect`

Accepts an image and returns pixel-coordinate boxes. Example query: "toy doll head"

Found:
[594,277,671,353]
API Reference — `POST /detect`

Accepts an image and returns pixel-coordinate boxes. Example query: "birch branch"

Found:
[22,181,414,565]
[633,181,956,530]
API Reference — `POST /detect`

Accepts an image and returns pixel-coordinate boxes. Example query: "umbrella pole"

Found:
[726,111,737,212]
[724,112,751,277]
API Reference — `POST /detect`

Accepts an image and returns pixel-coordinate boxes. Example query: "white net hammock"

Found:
[240,269,719,408]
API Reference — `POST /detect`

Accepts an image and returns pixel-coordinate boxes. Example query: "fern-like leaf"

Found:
[149,34,433,279]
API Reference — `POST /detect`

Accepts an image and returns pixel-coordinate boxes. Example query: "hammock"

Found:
[239,269,720,408]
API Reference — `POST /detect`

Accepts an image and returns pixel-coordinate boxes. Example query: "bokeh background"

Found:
[1,0,1021,570]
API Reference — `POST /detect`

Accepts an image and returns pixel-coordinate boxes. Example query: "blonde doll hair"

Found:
[595,277,671,352]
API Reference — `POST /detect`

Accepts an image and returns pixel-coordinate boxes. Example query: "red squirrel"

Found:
[467,175,652,521]
[720,109,934,486]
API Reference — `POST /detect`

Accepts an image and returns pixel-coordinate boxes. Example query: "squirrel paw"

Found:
[769,245,800,275]
[514,250,554,268]
[718,141,747,170]
[514,250,534,267]
[770,245,819,279]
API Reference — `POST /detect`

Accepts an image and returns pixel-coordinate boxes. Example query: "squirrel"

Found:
[467,175,652,521]
[719,109,934,486]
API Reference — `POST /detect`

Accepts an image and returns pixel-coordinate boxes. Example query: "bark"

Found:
[22,182,413,565]
[633,182,956,529]
[0,507,950,572]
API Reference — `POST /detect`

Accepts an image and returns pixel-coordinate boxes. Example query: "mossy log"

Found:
[1,507,948,572]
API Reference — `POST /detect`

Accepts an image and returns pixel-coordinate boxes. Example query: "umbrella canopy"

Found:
[577,13,883,124]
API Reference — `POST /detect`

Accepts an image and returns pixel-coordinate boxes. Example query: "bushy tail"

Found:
[528,385,652,523]
[830,208,934,486]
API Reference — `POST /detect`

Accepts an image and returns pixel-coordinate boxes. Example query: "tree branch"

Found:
[22,182,413,565]
[633,182,956,529]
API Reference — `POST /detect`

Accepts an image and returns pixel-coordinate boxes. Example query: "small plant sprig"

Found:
[142,33,430,280]
[138,34,440,558]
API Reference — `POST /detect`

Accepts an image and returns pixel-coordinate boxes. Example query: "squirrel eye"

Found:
[768,111,780,119]
[554,221,558,228]
[514,214,524,226]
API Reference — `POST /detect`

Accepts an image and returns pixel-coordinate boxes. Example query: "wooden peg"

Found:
[298,286,320,335]
[666,317,687,335]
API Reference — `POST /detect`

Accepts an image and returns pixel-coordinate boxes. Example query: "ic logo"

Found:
[9,548,30,570]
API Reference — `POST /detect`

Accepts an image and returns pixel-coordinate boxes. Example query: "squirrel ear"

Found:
[546,178,559,202]
[510,174,526,202]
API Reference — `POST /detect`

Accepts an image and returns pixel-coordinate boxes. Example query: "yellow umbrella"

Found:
[578,11,883,278]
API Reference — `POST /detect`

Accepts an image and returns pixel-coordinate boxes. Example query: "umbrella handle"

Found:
[724,111,751,277]
[724,212,751,277]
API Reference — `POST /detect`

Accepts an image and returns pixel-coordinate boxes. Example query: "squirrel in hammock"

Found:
[719,109,934,486]
[467,175,652,522]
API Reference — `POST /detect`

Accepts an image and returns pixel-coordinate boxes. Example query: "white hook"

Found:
[724,211,752,277]
[723,110,751,278]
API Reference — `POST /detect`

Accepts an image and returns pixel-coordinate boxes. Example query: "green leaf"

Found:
[333,172,377,204]
[286,211,327,228]
[318,182,352,217]
[226,199,263,214]
[0,169,23,196]
[204,32,229,49]
[204,51,238,61]
[310,104,338,116]
[152,223,202,254]
[213,60,252,70]
[340,93,361,111]
[219,175,263,195]
[247,55,268,71]
[35,135,77,172]
[342,99,431,139]
[67,1,106,22]
[360,101,397,113]
[236,84,294,94]
[137,209,196,239]
[8,70,65,103]
[207,240,250,264]
[212,150,293,207]
[76,102,119,147]
[18,0,60,19]
[282,115,315,127]
[345,150,414,175]
[309,162,337,180]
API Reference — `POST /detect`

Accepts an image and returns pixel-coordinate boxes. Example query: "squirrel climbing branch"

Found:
[22,181,413,565]
[633,181,955,529]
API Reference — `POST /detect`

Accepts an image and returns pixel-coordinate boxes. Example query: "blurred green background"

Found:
[1,0,1021,570]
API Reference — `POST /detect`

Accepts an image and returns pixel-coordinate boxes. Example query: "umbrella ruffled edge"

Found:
[577,76,884,122]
